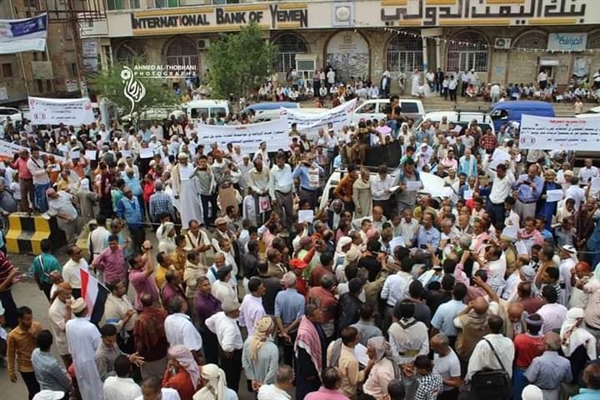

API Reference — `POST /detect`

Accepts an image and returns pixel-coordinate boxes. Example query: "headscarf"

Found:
[249,316,274,361]
[560,307,597,359]
[367,336,401,378]
[329,199,345,230]
[193,364,227,400]
[336,236,352,256]
[168,345,201,390]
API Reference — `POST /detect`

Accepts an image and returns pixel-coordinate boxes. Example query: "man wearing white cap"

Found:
[205,298,244,393]
[65,298,103,400]
[521,384,543,400]
[171,152,204,229]
[32,391,67,400]
[558,245,577,306]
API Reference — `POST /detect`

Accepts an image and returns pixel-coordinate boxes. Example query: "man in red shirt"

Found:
[513,313,545,399]
[11,150,33,212]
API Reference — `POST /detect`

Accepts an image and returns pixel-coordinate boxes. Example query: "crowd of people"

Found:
[0,93,599,400]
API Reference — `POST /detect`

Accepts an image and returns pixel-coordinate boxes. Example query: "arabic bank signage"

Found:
[547,33,587,52]
[131,3,308,34]
[380,0,591,27]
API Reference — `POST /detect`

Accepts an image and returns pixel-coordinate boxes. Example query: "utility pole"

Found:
[67,0,88,98]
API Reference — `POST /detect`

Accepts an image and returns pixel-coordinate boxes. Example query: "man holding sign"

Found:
[26,146,51,213]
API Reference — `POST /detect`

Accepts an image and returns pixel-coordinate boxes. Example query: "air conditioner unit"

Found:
[197,39,210,50]
[494,37,511,50]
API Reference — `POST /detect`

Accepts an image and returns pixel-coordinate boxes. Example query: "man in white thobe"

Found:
[65,298,103,400]
[171,152,203,229]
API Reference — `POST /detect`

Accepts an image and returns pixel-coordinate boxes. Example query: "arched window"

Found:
[586,31,600,49]
[165,38,198,68]
[513,31,548,50]
[446,31,489,72]
[386,34,423,74]
[115,41,147,64]
[273,34,308,73]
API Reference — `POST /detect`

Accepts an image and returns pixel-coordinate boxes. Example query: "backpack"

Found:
[469,339,511,400]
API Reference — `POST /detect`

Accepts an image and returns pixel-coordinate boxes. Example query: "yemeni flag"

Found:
[80,267,110,325]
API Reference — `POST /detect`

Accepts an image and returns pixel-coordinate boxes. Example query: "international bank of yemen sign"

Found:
[130,3,308,35]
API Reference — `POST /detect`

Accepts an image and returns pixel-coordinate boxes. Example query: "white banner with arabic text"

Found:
[0,140,65,162]
[199,118,289,155]
[519,115,600,151]
[281,98,357,134]
[28,97,95,126]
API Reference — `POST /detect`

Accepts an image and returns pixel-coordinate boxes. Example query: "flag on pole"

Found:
[80,267,110,325]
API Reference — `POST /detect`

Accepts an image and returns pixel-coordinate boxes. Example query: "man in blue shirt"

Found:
[274,272,305,367]
[413,212,441,249]
[116,186,145,253]
[123,168,144,213]
[573,363,600,400]
[292,154,324,209]
[31,239,63,301]
[513,164,544,222]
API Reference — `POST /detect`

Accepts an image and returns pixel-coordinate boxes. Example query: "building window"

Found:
[36,80,44,93]
[70,63,78,78]
[586,31,600,49]
[513,31,548,50]
[386,34,423,75]
[115,41,147,64]
[107,0,140,10]
[446,31,489,73]
[24,0,38,8]
[2,63,13,78]
[165,38,199,68]
[272,34,308,73]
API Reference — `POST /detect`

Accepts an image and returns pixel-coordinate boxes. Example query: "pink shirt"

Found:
[92,247,126,283]
[305,387,349,400]
[129,267,160,310]
[13,157,32,179]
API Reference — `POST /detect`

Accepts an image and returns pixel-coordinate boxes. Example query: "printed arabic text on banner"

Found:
[0,140,65,163]
[200,118,289,156]
[519,115,600,152]
[28,97,96,126]
[0,14,48,54]
[281,98,357,134]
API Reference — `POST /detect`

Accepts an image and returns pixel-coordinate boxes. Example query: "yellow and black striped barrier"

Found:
[5,212,66,254]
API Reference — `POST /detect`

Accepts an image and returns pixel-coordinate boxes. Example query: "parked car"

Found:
[490,100,555,132]
[414,110,495,134]
[350,98,425,125]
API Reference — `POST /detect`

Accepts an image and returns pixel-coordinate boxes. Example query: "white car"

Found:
[350,99,425,125]
[186,99,230,121]
[0,106,22,125]
[414,110,495,134]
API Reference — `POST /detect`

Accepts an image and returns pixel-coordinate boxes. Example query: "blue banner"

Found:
[0,13,48,54]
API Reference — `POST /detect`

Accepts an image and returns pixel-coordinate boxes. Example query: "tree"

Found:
[88,57,179,126]
[206,22,277,100]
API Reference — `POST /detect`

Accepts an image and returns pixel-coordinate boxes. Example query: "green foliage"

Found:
[88,57,179,125]
[206,22,277,99]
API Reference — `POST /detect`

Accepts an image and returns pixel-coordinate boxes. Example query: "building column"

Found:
[436,38,442,70]
[422,37,428,71]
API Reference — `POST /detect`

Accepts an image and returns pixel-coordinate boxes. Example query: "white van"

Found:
[351,99,425,125]
[186,100,230,121]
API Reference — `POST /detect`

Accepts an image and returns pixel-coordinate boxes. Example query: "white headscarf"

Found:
[193,364,227,400]
[168,345,201,389]
[559,307,597,360]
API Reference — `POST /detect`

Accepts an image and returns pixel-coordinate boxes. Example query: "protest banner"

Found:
[281,98,357,134]
[29,97,95,126]
[0,14,48,54]
[519,115,600,151]
[199,118,289,155]
[0,139,66,162]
